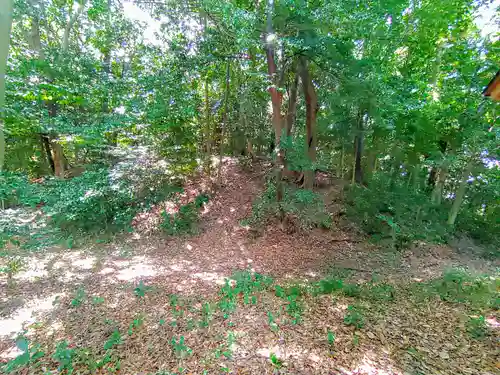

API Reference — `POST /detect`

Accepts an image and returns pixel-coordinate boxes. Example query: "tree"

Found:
[0,0,13,171]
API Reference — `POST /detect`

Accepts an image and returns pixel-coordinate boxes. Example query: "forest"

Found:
[0,0,499,374]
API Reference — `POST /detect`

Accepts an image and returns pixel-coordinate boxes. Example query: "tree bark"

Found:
[265,0,284,203]
[354,113,364,184]
[431,158,450,205]
[0,0,13,171]
[299,56,317,189]
[52,140,68,177]
[447,160,474,225]
[286,67,299,137]
[41,134,55,173]
[218,60,230,184]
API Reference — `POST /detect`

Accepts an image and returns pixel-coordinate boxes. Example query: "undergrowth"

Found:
[160,194,209,236]
[2,268,497,374]
[242,181,332,232]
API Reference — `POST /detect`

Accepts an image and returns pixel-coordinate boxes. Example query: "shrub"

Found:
[346,173,450,248]
[243,182,332,231]
[343,305,365,328]
[160,193,209,236]
[40,168,137,231]
[0,172,41,209]
[433,269,497,308]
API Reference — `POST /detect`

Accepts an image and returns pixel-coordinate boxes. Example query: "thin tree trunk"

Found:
[354,113,364,184]
[41,134,55,173]
[299,56,317,189]
[351,139,357,185]
[340,144,345,178]
[265,0,284,204]
[218,61,230,184]
[283,65,299,178]
[52,141,68,178]
[431,158,450,205]
[286,68,299,137]
[0,0,13,172]
[447,160,474,225]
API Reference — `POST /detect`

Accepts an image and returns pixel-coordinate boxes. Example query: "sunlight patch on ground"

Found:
[486,316,499,329]
[116,263,159,281]
[191,271,227,285]
[256,344,320,363]
[337,352,403,375]
[0,294,61,338]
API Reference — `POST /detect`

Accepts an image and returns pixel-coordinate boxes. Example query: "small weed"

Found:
[315,278,344,295]
[327,330,336,346]
[286,294,303,324]
[344,305,365,329]
[352,333,360,346]
[267,311,278,332]
[71,287,86,307]
[171,336,192,359]
[343,283,361,298]
[467,316,489,339]
[200,302,214,328]
[53,340,75,374]
[128,314,144,336]
[364,283,395,301]
[434,269,496,307]
[270,352,283,369]
[104,329,122,350]
[92,296,105,305]
[2,336,44,373]
[134,280,152,298]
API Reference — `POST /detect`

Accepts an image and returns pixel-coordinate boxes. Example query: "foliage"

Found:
[2,336,44,373]
[347,174,451,248]
[244,182,332,231]
[433,269,498,308]
[343,305,365,329]
[160,194,209,236]
[0,172,40,208]
[466,315,489,339]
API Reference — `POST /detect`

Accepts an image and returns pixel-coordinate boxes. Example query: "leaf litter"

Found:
[0,160,498,374]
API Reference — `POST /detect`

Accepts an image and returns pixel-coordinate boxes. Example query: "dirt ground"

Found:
[1,160,498,374]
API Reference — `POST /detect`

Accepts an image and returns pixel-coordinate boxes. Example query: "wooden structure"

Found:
[483,70,500,101]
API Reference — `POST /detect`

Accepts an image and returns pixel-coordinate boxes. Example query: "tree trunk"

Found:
[427,166,438,188]
[299,56,317,189]
[52,140,68,178]
[0,0,13,171]
[218,60,230,184]
[340,144,345,178]
[286,68,299,137]
[431,158,450,205]
[447,160,474,225]
[41,134,55,173]
[265,0,284,203]
[283,65,299,178]
[354,113,364,184]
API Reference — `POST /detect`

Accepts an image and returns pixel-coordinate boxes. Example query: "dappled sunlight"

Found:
[112,255,163,281]
[0,293,62,338]
[338,352,404,375]
[191,271,227,285]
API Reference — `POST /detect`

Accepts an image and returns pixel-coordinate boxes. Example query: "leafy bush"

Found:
[467,316,489,339]
[433,269,498,308]
[160,194,209,236]
[34,166,182,232]
[347,173,450,248]
[40,168,137,231]
[243,182,332,231]
[0,172,41,208]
